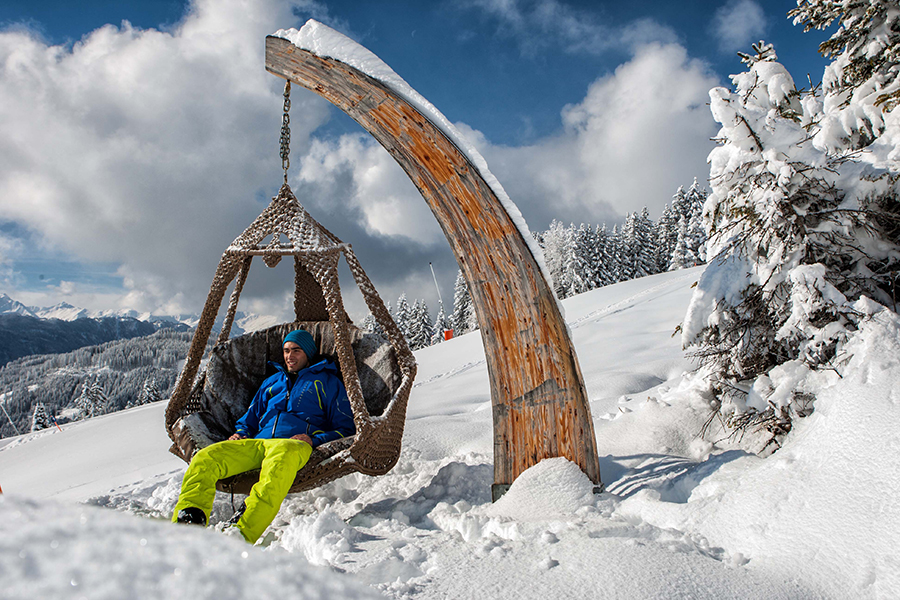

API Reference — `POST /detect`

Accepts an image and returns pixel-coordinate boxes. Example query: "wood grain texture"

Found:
[266,35,601,488]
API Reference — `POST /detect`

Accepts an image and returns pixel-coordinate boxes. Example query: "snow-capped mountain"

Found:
[0,293,36,317]
[0,293,277,366]
[0,294,183,366]
[32,302,90,321]
[0,293,273,334]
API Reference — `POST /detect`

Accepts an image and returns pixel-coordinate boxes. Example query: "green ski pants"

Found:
[171,437,312,544]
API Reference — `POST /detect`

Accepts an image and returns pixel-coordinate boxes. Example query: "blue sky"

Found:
[0,0,834,320]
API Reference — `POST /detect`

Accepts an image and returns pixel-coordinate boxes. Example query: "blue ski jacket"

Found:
[234,360,355,447]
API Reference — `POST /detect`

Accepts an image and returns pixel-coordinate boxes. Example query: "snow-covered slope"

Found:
[1,267,898,599]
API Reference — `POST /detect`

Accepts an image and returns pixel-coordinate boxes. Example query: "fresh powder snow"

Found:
[2,266,898,599]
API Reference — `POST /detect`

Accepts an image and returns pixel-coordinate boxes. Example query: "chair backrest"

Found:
[193,321,401,444]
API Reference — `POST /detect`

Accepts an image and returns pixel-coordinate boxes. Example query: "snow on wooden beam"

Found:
[265,35,601,497]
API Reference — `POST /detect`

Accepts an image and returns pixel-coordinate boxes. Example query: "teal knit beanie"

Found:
[283,329,317,360]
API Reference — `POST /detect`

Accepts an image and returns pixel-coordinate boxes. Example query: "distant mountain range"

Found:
[0,293,278,366]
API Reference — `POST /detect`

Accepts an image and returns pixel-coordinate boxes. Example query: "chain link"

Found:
[279,81,291,184]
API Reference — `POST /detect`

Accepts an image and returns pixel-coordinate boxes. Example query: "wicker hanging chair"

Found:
[164,182,416,494]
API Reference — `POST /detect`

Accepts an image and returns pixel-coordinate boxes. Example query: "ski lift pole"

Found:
[429,262,444,310]
[430,262,452,339]
[0,398,20,436]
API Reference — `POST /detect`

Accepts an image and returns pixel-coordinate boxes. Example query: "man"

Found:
[171,329,355,544]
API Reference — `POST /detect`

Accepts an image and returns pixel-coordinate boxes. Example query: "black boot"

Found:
[176,507,207,526]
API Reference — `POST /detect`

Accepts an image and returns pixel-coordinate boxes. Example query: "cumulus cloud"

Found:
[0,0,722,324]
[711,0,767,53]
[0,0,334,315]
[453,43,720,229]
[289,134,459,318]
[459,0,678,56]
[296,135,443,246]
[0,234,21,285]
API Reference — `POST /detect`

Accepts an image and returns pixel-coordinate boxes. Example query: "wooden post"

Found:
[266,35,602,498]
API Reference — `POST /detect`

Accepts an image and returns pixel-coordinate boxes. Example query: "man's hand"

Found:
[291,434,313,445]
[228,433,247,441]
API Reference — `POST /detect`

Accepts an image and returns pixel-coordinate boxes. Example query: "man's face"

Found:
[283,341,308,373]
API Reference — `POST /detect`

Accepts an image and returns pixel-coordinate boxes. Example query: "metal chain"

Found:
[279,81,291,184]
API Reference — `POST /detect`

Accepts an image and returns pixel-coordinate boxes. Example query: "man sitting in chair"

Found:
[172,329,355,544]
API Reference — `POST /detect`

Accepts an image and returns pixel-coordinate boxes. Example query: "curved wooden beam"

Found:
[266,34,601,497]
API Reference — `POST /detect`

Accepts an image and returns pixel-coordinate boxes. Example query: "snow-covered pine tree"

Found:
[407,299,433,351]
[542,220,576,298]
[671,185,691,225]
[607,224,626,283]
[683,39,900,450]
[595,224,616,287]
[31,401,51,432]
[73,379,108,419]
[569,223,599,295]
[684,179,707,218]
[670,212,703,271]
[684,179,709,262]
[791,0,900,151]
[669,218,692,271]
[618,218,637,283]
[137,378,162,406]
[360,312,379,336]
[631,207,658,278]
[655,203,678,272]
[90,379,108,417]
[686,211,707,264]
[394,294,412,341]
[431,304,451,345]
[451,270,478,335]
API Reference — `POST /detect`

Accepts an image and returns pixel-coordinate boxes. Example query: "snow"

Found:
[272,20,560,313]
[2,266,899,599]
[33,302,90,321]
[680,251,751,347]
[618,306,900,598]
[1,495,382,599]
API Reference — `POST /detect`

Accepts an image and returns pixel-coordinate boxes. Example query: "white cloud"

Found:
[295,135,443,246]
[711,0,767,53]
[0,1,723,323]
[0,235,21,284]
[0,0,466,322]
[455,43,720,228]
[0,0,333,315]
[460,0,677,56]
[56,281,77,295]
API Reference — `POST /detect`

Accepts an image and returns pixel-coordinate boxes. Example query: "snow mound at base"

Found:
[487,458,596,521]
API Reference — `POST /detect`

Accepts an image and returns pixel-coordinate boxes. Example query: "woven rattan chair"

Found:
[164,183,417,494]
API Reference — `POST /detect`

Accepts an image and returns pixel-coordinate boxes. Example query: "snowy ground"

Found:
[2,266,898,599]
